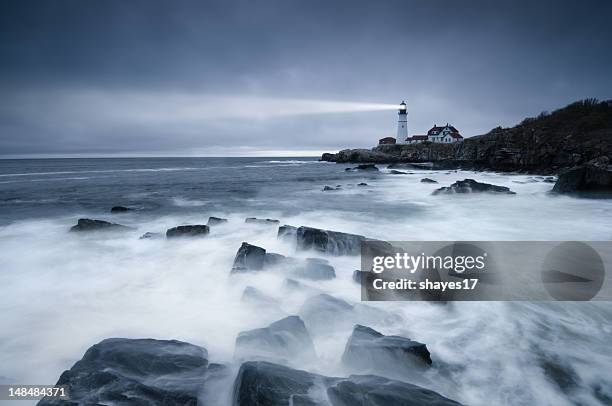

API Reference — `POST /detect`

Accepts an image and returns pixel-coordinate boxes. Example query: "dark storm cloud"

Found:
[1,0,611,156]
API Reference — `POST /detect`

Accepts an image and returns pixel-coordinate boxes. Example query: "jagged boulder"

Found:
[232,361,463,406]
[234,316,316,363]
[166,225,209,238]
[241,286,280,308]
[342,325,431,378]
[231,242,267,273]
[70,218,130,232]
[299,294,355,333]
[38,338,210,406]
[326,374,462,406]
[432,179,516,195]
[552,158,612,196]
[296,226,365,256]
[207,216,228,226]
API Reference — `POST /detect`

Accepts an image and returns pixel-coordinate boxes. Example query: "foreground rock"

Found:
[166,225,210,238]
[38,338,211,406]
[207,216,228,226]
[234,316,316,363]
[296,226,365,256]
[70,218,130,232]
[231,242,267,272]
[342,325,431,378]
[245,217,280,225]
[552,158,612,196]
[232,361,463,406]
[110,205,132,213]
[432,179,516,195]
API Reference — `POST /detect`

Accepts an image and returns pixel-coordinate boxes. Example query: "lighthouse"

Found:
[396,101,408,144]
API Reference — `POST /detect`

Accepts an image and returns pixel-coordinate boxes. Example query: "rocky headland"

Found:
[322,99,612,195]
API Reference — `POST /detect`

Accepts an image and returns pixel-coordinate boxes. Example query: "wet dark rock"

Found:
[421,178,438,183]
[342,325,432,378]
[166,225,210,238]
[234,316,316,363]
[322,185,340,191]
[293,258,336,280]
[345,163,379,172]
[296,226,365,256]
[110,206,132,213]
[277,225,297,241]
[357,182,368,186]
[326,374,463,406]
[552,158,612,196]
[207,216,228,226]
[70,218,130,232]
[232,361,463,406]
[139,232,163,240]
[432,179,516,195]
[389,169,408,174]
[38,338,209,406]
[245,217,280,225]
[231,242,267,273]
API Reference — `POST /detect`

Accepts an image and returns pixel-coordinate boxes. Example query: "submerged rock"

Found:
[70,218,130,232]
[357,182,368,186]
[296,226,365,256]
[234,316,316,363]
[166,225,209,238]
[38,338,210,406]
[139,231,163,239]
[345,163,379,172]
[110,205,132,213]
[293,258,336,280]
[241,286,280,308]
[245,217,280,225]
[277,225,297,241]
[207,216,228,226]
[322,185,341,191]
[342,325,432,378]
[421,178,438,183]
[299,294,355,333]
[232,361,463,406]
[552,158,612,196]
[231,242,267,272]
[432,179,516,195]
[389,169,408,174]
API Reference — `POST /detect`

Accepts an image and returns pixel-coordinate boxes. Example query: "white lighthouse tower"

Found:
[396,101,408,144]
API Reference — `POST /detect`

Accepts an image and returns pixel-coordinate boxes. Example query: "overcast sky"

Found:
[1,0,611,157]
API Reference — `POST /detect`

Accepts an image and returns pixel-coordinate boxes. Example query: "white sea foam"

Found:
[0,169,611,405]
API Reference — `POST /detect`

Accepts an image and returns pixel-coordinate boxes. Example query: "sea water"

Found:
[0,158,611,405]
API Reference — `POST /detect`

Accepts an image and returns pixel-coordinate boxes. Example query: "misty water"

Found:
[1,158,611,405]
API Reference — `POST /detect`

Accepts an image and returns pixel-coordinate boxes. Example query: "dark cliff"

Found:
[321,99,612,173]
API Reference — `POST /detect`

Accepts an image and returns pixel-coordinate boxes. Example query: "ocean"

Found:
[0,157,611,405]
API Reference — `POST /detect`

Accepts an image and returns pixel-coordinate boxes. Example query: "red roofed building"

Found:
[378,136,396,145]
